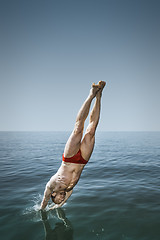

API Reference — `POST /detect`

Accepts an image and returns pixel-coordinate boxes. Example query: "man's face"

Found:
[52,191,66,204]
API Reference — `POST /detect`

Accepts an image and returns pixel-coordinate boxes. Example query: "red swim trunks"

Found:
[62,149,88,165]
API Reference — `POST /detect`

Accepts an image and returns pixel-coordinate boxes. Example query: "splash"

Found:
[22,194,57,222]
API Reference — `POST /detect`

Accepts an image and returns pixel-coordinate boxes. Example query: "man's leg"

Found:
[80,81,106,161]
[63,83,101,158]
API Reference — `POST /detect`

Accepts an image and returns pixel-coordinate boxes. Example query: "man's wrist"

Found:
[41,199,47,209]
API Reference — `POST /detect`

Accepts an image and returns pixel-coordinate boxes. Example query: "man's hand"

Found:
[41,209,47,221]
[49,204,59,210]
[41,198,49,210]
[41,182,53,209]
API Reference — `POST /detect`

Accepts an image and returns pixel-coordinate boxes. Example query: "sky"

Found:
[0,0,160,131]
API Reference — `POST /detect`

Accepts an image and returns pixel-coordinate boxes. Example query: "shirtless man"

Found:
[41,81,106,209]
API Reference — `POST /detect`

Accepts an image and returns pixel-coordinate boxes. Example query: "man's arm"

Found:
[49,190,73,210]
[41,182,52,209]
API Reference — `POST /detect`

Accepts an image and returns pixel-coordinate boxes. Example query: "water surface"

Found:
[0,131,160,240]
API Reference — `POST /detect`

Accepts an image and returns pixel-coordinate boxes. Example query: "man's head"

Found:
[51,191,66,204]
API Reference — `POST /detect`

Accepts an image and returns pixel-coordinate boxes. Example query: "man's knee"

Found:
[85,123,96,139]
[73,120,84,135]
[82,132,95,150]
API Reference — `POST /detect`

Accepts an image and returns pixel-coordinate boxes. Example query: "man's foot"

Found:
[98,81,106,90]
[96,81,106,97]
[89,83,101,98]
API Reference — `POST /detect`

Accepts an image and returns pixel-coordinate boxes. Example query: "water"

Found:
[0,131,160,240]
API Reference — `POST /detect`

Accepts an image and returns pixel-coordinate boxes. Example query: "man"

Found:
[41,81,106,209]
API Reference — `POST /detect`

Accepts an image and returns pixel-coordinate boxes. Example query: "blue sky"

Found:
[0,0,160,131]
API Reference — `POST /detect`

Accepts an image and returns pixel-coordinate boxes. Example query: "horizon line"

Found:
[0,130,160,133]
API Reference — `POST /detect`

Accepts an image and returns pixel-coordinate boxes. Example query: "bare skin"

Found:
[41,81,106,209]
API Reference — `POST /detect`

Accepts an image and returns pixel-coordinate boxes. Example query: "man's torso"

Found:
[48,162,85,192]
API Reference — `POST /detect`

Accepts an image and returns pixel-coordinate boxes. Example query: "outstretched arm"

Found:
[49,190,73,210]
[41,183,53,209]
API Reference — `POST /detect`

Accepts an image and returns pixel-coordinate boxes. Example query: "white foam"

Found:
[22,194,57,222]
[22,194,43,222]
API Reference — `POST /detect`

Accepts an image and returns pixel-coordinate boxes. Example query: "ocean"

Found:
[0,131,160,240]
